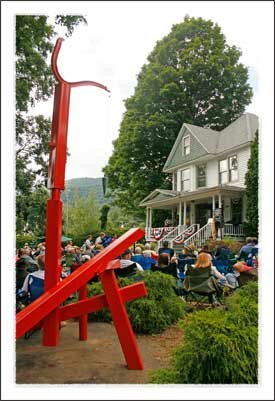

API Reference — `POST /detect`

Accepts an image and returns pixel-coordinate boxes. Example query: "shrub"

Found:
[16,233,35,249]
[150,281,258,384]
[86,271,186,334]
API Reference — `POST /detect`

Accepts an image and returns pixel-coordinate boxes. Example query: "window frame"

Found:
[196,164,207,188]
[229,155,238,182]
[219,154,239,184]
[181,168,191,192]
[182,135,190,156]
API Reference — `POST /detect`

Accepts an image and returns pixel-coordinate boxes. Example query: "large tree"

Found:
[103,16,253,218]
[245,131,259,237]
[16,15,87,233]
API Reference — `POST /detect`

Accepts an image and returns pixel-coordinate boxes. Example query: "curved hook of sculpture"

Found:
[51,37,110,92]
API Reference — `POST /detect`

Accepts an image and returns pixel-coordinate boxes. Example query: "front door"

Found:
[195,204,212,227]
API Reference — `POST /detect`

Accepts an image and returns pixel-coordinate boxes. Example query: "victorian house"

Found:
[140,113,258,248]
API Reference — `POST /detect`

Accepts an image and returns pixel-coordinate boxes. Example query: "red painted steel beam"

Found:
[16,228,144,339]
[59,281,147,321]
[100,269,144,370]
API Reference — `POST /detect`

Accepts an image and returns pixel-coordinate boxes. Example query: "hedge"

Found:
[86,271,186,334]
[150,281,258,384]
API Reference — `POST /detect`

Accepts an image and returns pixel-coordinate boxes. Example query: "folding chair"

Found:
[182,265,224,308]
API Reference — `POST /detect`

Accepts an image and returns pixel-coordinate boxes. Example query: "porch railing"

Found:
[171,224,200,248]
[145,226,177,242]
[223,224,245,237]
[182,223,212,248]
[157,225,187,249]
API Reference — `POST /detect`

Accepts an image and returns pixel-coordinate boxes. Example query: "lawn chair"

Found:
[212,258,232,274]
[182,265,223,308]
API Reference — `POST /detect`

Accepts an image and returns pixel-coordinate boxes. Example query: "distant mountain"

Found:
[61,177,110,206]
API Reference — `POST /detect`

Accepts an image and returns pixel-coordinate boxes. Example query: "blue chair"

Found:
[212,259,230,274]
[28,275,44,302]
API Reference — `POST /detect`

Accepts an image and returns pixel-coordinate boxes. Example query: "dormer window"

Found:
[182,135,190,156]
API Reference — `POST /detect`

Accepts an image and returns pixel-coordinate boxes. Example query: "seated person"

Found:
[16,247,39,290]
[92,244,104,256]
[215,244,230,260]
[21,254,45,302]
[132,247,156,270]
[198,245,212,255]
[143,243,158,260]
[158,241,174,258]
[151,253,178,279]
[116,249,143,277]
[183,252,223,306]
[239,237,254,259]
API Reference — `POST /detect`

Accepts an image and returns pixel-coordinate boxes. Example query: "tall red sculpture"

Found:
[16,38,147,370]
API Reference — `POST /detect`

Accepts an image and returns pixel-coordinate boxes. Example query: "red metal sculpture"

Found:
[16,38,147,370]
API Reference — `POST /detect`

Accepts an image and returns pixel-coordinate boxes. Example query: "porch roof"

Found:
[139,185,245,208]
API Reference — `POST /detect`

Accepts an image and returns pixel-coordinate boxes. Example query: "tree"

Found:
[64,190,100,243]
[99,205,110,230]
[103,16,253,218]
[16,15,87,234]
[244,131,258,237]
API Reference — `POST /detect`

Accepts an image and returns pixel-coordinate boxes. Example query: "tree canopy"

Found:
[245,131,258,237]
[16,15,87,234]
[103,16,253,218]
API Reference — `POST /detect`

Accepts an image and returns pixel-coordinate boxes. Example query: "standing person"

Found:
[158,241,174,258]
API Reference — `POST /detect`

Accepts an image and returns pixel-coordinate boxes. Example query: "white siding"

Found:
[207,159,218,187]
[177,170,181,191]
[190,165,196,191]
[227,146,251,188]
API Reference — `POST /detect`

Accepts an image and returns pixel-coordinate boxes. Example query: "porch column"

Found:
[171,208,175,222]
[149,208,152,229]
[190,201,195,225]
[218,193,222,208]
[146,207,149,228]
[212,195,216,216]
[183,201,187,226]
[178,201,182,226]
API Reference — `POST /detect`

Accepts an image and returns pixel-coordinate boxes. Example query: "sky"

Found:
[9,0,270,181]
[1,2,274,400]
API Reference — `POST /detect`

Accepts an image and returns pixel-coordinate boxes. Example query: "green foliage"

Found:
[64,190,100,240]
[104,16,253,217]
[99,205,110,230]
[245,131,259,237]
[16,233,35,249]
[206,238,243,255]
[86,271,186,334]
[150,281,258,384]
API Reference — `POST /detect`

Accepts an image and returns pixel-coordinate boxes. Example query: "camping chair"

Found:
[182,265,224,308]
[177,257,196,281]
[23,274,45,339]
[212,258,232,274]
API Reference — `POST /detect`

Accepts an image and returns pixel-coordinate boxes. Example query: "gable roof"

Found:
[163,113,258,172]
[139,189,177,206]
[216,113,258,153]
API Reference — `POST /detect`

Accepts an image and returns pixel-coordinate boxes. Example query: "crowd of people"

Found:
[15,234,259,309]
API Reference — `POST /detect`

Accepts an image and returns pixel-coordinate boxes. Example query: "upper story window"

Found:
[197,164,206,188]
[182,135,190,156]
[219,155,238,184]
[181,168,190,191]
[229,155,238,182]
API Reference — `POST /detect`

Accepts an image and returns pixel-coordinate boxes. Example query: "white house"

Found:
[140,113,258,247]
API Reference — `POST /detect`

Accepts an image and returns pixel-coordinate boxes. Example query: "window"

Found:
[182,136,190,156]
[197,164,206,188]
[219,155,238,184]
[219,159,228,184]
[229,155,238,182]
[181,168,190,191]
